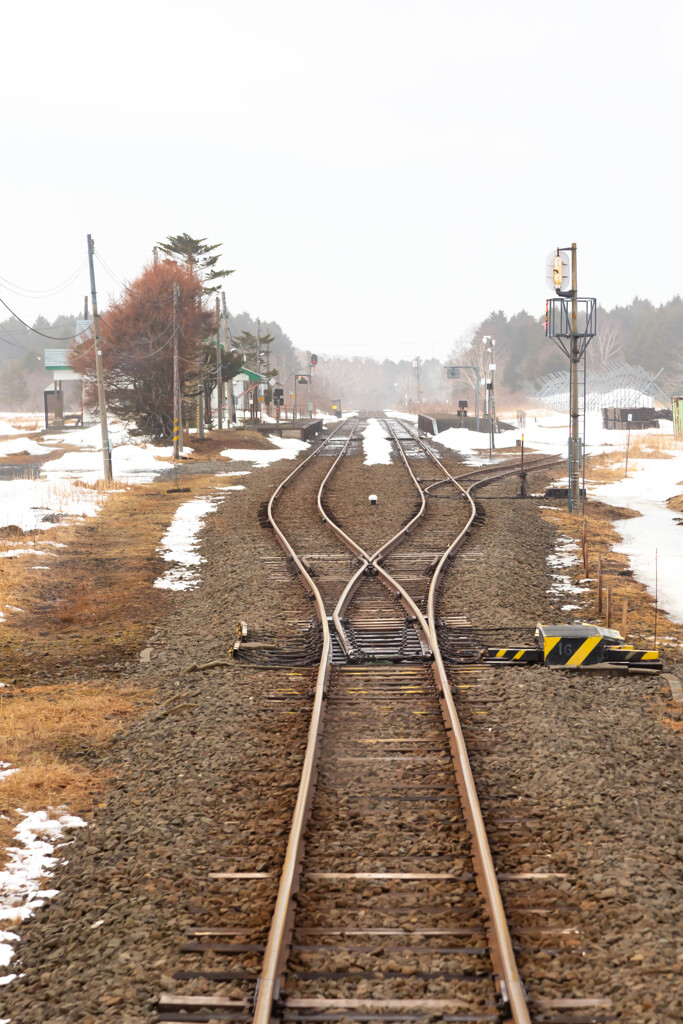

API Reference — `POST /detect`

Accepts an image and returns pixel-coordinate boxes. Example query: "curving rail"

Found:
[254,415,559,1024]
[253,420,356,1021]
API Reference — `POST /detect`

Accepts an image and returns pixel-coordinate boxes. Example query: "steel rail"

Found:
[253,419,353,1024]
[317,422,432,658]
[255,416,549,1023]
[325,417,536,1019]
[401,426,533,1024]
[365,419,531,1022]
[427,452,563,492]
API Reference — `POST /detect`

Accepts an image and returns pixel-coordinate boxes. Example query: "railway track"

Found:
[157,417,610,1024]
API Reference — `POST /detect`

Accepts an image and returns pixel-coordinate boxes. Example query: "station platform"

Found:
[251,418,325,442]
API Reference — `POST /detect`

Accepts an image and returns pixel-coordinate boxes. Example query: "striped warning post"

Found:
[604,646,662,666]
[486,648,542,664]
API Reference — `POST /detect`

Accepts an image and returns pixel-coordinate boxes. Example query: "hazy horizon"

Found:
[2,0,682,362]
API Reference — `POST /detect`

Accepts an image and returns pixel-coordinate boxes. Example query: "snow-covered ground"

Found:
[589,452,683,626]
[547,536,590,612]
[395,403,682,629]
[0,418,309,541]
[220,435,308,466]
[0,809,87,987]
[154,437,310,590]
[154,481,246,591]
[426,407,674,466]
[362,418,392,465]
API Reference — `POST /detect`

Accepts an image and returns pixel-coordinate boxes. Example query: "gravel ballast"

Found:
[1,427,680,1024]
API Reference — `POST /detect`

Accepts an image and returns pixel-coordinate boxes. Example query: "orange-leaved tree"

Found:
[71,260,215,439]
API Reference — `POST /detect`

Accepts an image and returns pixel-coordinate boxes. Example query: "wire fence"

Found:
[526,362,672,413]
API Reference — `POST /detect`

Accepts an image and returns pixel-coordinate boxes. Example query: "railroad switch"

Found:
[486,623,662,671]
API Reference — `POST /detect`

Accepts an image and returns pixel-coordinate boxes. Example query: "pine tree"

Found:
[156,233,234,293]
[70,260,214,438]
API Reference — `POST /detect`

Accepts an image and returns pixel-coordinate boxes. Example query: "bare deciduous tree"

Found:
[588,326,621,373]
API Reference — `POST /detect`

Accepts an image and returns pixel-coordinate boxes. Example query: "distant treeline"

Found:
[0,314,77,410]
[2,291,682,416]
[451,296,683,402]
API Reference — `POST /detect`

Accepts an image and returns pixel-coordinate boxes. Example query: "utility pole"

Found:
[86,235,113,482]
[307,351,313,418]
[489,339,496,452]
[221,291,234,427]
[546,242,596,514]
[483,336,496,458]
[197,343,205,440]
[216,296,223,430]
[569,242,580,511]
[173,283,181,460]
[413,356,422,410]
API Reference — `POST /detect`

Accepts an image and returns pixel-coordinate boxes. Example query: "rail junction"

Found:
[157,416,614,1024]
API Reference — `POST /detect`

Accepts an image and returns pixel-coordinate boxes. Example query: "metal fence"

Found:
[526,362,671,413]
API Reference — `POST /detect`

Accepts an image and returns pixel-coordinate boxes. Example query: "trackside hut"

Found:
[44,346,84,428]
[231,367,268,420]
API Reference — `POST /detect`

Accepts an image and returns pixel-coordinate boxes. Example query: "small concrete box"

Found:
[536,624,623,668]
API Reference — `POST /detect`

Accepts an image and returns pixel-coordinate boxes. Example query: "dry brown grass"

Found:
[0,678,148,863]
[541,497,683,655]
[0,479,196,676]
[0,466,235,870]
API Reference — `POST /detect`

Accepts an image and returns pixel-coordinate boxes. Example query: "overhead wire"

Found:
[94,251,128,289]
[0,259,88,298]
[0,330,39,354]
[0,293,93,342]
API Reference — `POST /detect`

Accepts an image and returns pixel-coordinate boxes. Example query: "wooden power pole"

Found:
[173,283,181,459]
[222,291,235,427]
[216,296,223,430]
[86,235,113,482]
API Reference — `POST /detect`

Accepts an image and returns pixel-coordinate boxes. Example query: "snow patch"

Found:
[154,496,219,591]
[154,485,246,591]
[0,438,53,458]
[589,453,683,625]
[0,807,87,987]
[220,435,308,467]
[547,537,590,602]
[362,419,392,466]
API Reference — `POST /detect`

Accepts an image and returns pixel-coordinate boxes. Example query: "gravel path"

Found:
[1,452,317,1023]
[1,427,680,1024]
[444,468,683,1023]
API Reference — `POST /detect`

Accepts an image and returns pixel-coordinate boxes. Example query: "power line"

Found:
[0,259,88,298]
[94,251,127,289]
[0,293,92,342]
[0,331,36,353]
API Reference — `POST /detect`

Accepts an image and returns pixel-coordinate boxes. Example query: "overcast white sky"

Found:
[1,0,681,360]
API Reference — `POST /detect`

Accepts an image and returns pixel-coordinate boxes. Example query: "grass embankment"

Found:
[540,432,683,738]
[0,428,269,862]
[540,432,683,649]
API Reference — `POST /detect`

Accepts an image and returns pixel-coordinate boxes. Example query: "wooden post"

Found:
[606,586,612,629]
[621,598,628,639]
[582,520,587,574]
[597,554,603,614]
